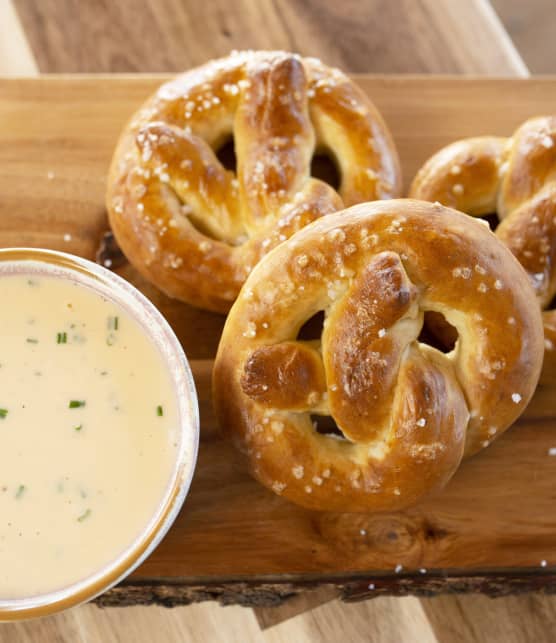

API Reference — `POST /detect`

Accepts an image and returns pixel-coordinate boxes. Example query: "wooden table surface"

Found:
[2,1,556,642]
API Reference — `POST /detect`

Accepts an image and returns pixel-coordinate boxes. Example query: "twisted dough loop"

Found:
[410,116,556,382]
[107,51,401,312]
[213,200,543,512]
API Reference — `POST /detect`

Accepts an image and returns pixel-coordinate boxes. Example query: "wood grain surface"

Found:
[493,0,556,74]
[13,0,526,75]
[0,76,555,603]
[0,1,38,76]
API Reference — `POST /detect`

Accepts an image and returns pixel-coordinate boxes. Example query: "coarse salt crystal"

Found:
[271,421,284,434]
[512,393,522,404]
[242,322,257,338]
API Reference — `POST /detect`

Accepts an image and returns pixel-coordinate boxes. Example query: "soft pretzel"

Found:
[213,200,543,512]
[106,50,401,312]
[410,117,556,383]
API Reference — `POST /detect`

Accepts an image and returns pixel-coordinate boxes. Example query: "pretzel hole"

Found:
[311,151,340,190]
[419,311,458,353]
[215,137,237,172]
[482,213,500,231]
[297,311,325,341]
[311,414,348,441]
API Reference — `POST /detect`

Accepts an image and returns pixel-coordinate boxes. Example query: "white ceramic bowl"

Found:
[0,248,199,620]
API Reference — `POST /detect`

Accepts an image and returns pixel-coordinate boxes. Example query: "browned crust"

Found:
[106,51,402,312]
[213,199,544,513]
[410,116,556,384]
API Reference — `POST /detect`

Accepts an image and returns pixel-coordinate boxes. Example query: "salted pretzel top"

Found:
[409,116,556,382]
[213,200,543,512]
[106,50,401,312]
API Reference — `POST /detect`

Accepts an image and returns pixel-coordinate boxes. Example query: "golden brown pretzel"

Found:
[213,200,544,512]
[410,117,556,383]
[106,50,401,312]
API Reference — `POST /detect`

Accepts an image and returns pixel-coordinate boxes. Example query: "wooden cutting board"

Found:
[1,76,556,607]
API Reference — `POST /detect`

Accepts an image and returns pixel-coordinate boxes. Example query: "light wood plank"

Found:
[0,598,437,643]
[422,593,556,643]
[4,593,556,642]
[0,0,38,76]
[492,0,556,74]
[13,0,525,75]
[255,587,338,630]
[266,596,437,642]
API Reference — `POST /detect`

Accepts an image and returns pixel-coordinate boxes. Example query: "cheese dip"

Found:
[0,250,198,617]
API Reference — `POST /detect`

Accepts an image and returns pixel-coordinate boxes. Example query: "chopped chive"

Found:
[77,508,91,522]
[106,333,116,346]
[69,400,86,409]
[74,424,83,431]
[107,316,119,331]
[26,338,38,344]
[15,485,26,499]
[0,409,7,419]
[57,332,68,344]
[156,405,163,417]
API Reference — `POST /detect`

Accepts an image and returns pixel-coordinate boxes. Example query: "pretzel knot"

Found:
[213,200,543,512]
[410,116,556,383]
[106,51,401,312]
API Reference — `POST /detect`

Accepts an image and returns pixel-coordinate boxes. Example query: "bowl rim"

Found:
[0,247,199,621]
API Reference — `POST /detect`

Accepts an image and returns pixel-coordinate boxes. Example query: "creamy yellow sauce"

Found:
[0,272,181,599]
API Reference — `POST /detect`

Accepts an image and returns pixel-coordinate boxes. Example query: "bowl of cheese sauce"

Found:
[0,248,199,619]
